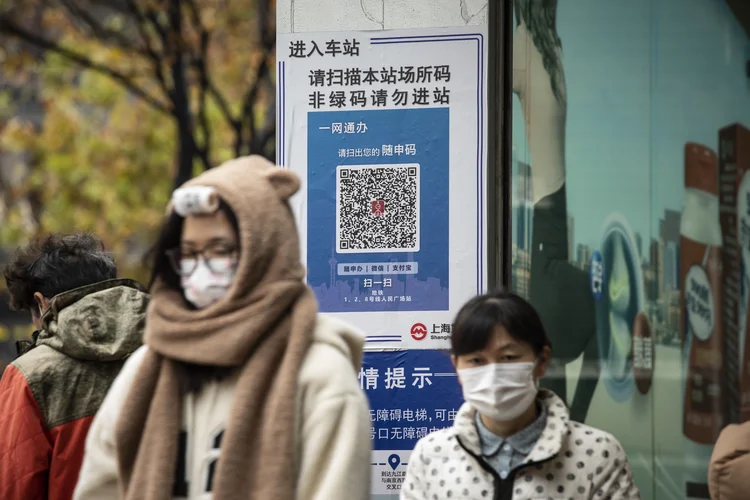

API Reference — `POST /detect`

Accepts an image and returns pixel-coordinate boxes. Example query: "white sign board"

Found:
[277,26,488,349]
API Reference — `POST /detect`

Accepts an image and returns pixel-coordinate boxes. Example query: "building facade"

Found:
[277,1,750,499]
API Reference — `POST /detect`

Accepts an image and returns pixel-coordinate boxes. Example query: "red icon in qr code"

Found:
[371,200,385,217]
[410,323,428,341]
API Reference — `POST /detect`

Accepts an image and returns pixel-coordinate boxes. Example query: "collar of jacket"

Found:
[452,388,569,466]
[15,330,40,358]
[40,278,147,328]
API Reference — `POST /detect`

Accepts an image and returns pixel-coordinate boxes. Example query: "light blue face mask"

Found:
[458,361,539,421]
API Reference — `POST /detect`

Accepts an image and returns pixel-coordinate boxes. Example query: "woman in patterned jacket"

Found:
[401,290,641,500]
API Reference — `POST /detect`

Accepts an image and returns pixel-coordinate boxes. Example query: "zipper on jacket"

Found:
[456,436,557,500]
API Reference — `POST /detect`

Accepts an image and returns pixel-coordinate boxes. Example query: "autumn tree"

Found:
[0,0,276,188]
[0,0,276,279]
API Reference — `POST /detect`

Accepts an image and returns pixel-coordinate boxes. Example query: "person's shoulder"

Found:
[89,345,150,417]
[709,422,750,499]
[8,344,148,430]
[311,314,366,359]
[90,345,149,406]
[566,420,628,460]
[12,340,147,384]
[12,344,68,381]
[299,314,365,397]
[411,427,458,460]
[114,345,150,386]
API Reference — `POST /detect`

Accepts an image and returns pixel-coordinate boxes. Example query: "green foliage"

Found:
[0,0,275,284]
[1,60,173,280]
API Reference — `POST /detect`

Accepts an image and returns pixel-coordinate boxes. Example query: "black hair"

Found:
[4,233,117,311]
[514,0,565,103]
[147,199,240,290]
[146,198,241,393]
[451,289,552,357]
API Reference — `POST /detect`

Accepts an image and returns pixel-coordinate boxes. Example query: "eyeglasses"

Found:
[165,245,239,277]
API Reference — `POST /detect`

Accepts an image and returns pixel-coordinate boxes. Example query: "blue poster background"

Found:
[307,108,450,312]
[360,350,463,451]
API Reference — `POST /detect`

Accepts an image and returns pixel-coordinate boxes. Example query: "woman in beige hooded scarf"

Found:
[74,156,372,500]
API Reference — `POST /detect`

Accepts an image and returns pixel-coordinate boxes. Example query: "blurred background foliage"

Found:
[0,0,276,365]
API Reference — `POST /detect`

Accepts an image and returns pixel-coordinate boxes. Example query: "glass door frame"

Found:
[487,0,514,290]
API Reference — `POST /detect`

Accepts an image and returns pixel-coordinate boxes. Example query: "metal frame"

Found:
[487,0,514,290]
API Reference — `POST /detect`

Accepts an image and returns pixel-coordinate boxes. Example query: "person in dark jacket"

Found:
[0,233,149,500]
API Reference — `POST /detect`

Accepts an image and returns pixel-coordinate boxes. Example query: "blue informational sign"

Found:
[359,349,464,452]
[307,108,450,313]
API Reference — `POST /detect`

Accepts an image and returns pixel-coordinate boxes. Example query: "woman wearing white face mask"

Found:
[402,290,640,500]
[74,156,372,500]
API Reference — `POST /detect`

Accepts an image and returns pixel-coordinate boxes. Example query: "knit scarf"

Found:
[114,156,317,500]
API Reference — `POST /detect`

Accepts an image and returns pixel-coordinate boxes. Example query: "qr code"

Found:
[336,164,420,253]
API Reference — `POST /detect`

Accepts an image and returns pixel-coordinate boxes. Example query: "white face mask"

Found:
[457,362,538,421]
[181,257,237,309]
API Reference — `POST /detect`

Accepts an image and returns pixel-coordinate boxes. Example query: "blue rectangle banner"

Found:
[360,349,464,451]
[307,108,450,313]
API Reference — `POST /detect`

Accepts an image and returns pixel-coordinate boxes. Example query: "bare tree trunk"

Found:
[170,0,195,189]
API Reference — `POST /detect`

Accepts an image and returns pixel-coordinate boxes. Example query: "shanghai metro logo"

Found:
[410,323,427,341]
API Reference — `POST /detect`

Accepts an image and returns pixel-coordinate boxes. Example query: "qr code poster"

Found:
[306,108,450,314]
[336,164,420,254]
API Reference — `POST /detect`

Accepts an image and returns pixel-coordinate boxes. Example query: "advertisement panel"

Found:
[511,1,750,499]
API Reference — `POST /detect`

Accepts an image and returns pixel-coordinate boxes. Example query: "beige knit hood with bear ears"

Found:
[114,155,317,500]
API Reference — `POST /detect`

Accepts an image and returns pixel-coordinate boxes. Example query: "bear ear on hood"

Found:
[264,167,300,200]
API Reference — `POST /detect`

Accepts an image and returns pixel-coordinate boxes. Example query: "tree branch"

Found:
[169,0,210,174]
[239,55,270,152]
[127,0,169,43]
[87,0,132,17]
[0,16,171,114]
[193,132,211,170]
[123,0,173,102]
[185,0,212,168]
[183,0,237,146]
[184,0,205,59]
[254,120,276,160]
[206,75,238,131]
[58,0,145,55]
[238,0,275,156]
